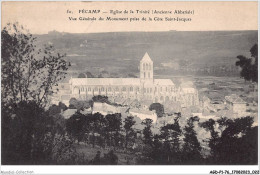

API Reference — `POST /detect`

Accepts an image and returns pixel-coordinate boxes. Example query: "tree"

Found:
[1,23,69,107]
[48,102,68,116]
[2,101,54,164]
[78,73,86,78]
[124,116,136,149]
[236,44,258,83]
[141,118,153,145]
[215,116,256,164]
[106,113,122,147]
[159,115,182,164]
[150,134,163,164]
[48,104,62,116]
[199,118,219,162]
[93,113,106,148]
[149,103,164,118]
[52,113,66,135]
[69,98,78,109]
[182,116,202,164]
[58,102,68,111]
[1,23,82,165]
[66,112,86,144]
[216,117,230,135]
[160,125,173,163]
[91,151,101,165]
[199,116,257,165]
[69,98,88,110]
[86,72,94,78]
[102,150,118,165]
[127,73,137,78]
[92,95,109,103]
[170,114,182,154]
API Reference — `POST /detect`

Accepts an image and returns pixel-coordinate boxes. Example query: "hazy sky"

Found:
[2,1,258,34]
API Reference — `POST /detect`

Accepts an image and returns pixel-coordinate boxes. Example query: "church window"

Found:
[88,87,91,91]
[148,72,150,78]
[144,88,146,93]
[95,87,98,91]
[108,87,112,92]
[166,87,167,92]
[147,88,149,93]
[149,64,151,70]
[150,88,152,93]
[122,87,126,91]
[144,72,146,78]
[101,87,105,91]
[146,63,148,70]
[160,87,162,92]
[115,87,119,92]
[160,96,164,101]
[143,63,145,70]
[130,87,133,91]
[155,87,157,92]
[136,87,139,92]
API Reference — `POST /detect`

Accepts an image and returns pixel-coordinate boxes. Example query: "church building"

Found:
[54,53,199,107]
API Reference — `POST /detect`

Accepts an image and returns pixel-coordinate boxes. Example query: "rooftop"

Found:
[130,108,156,115]
[69,78,174,86]
[225,94,246,104]
[140,52,153,62]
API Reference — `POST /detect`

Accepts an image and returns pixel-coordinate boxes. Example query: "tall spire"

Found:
[141,52,152,62]
[140,52,153,80]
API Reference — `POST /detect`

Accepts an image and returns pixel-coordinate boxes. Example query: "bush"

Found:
[149,103,164,118]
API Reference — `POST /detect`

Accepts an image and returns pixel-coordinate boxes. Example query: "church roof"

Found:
[70,78,141,86]
[154,79,174,86]
[70,78,174,86]
[140,52,153,62]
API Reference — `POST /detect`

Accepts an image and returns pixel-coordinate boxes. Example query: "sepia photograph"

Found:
[1,1,259,174]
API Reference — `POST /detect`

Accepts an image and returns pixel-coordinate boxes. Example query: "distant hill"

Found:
[35,31,257,78]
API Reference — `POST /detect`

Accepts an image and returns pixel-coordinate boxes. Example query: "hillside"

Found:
[35,31,257,78]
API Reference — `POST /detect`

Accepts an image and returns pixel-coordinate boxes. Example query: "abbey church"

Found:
[53,53,199,108]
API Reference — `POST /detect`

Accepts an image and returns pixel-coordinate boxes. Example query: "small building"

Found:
[224,94,247,115]
[155,114,176,127]
[61,108,92,119]
[192,113,218,121]
[61,109,77,119]
[92,102,120,116]
[128,108,157,123]
[202,93,225,113]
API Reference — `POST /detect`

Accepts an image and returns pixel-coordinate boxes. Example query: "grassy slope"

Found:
[35,31,257,78]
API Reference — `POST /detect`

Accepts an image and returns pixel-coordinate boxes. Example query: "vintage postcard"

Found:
[1,1,259,174]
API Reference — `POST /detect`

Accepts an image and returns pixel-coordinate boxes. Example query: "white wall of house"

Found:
[233,103,247,114]
[129,110,157,123]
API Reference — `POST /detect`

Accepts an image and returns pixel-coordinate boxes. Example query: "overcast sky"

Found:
[2,1,258,34]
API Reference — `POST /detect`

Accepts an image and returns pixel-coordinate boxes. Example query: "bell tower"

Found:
[140,52,153,80]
